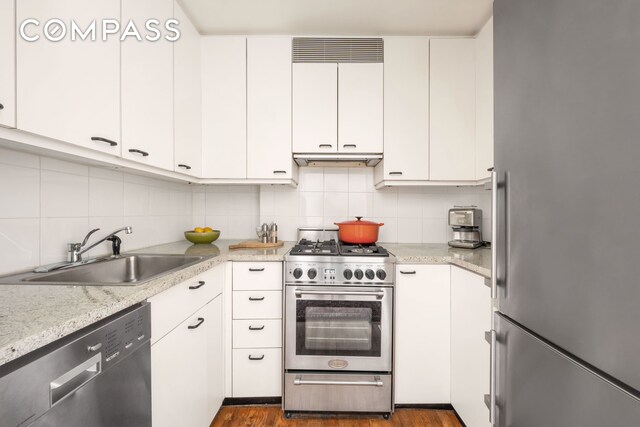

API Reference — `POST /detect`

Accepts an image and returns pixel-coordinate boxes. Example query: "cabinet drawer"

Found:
[149,265,224,344]
[233,319,282,348]
[233,348,282,397]
[233,291,282,319]
[233,262,282,291]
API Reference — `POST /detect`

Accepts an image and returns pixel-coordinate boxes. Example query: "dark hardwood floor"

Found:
[210,405,462,427]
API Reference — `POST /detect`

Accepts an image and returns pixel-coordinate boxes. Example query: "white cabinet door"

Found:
[201,36,247,179]
[206,295,224,422]
[173,2,201,177]
[451,266,492,427]
[292,63,338,153]
[232,348,282,397]
[247,37,294,179]
[152,308,209,427]
[338,63,383,153]
[379,37,429,181]
[475,18,494,181]
[0,0,15,128]
[16,0,120,154]
[395,265,451,404]
[121,0,174,170]
[430,39,476,181]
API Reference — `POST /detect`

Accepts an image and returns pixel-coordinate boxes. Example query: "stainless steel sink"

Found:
[0,254,208,286]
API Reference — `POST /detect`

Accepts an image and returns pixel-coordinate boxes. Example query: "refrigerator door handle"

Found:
[485,329,497,425]
[491,169,498,299]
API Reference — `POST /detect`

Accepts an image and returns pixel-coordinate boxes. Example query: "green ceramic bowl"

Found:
[184,230,220,244]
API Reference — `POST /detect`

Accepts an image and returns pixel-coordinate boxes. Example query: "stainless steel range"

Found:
[283,229,395,418]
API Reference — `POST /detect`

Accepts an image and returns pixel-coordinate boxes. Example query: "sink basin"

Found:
[14,254,208,286]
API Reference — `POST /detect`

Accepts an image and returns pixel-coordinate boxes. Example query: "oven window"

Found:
[296,300,382,357]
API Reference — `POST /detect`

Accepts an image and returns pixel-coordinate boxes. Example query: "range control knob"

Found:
[343,269,353,280]
[307,268,317,280]
[365,269,375,280]
[293,268,303,279]
[376,269,387,280]
[354,269,364,280]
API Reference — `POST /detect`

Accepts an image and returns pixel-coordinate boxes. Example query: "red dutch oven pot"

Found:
[334,217,384,244]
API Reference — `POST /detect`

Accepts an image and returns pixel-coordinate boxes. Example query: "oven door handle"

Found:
[294,376,384,387]
[294,289,385,299]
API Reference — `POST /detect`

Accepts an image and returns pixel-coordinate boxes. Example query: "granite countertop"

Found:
[0,239,294,367]
[0,239,488,368]
[384,243,492,278]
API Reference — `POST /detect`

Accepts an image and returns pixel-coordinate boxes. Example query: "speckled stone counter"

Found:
[0,239,294,367]
[384,243,492,278]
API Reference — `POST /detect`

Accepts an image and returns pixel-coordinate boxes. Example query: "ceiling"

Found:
[178,0,493,37]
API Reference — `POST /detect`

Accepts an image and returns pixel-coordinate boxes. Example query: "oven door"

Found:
[285,285,393,372]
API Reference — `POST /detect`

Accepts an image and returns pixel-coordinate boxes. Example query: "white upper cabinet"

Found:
[201,36,247,179]
[121,0,174,170]
[247,37,294,179]
[173,1,201,177]
[338,63,383,153]
[16,0,121,155]
[430,38,476,181]
[293,63,338,153]
[0,0,15,129]
[475,18,494,180]
[377,37,430,181]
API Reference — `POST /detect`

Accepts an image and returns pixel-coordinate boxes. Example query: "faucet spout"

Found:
[69,226,134,262]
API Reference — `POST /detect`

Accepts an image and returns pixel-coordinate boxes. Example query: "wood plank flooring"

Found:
[210,405,462,427]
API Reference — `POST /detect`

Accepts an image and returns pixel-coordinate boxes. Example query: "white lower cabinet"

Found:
[150,263,225,427]
[395,264,451,404]
[451,266,492,427]
[231,261,283,397]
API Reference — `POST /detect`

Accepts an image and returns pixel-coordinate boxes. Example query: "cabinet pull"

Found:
[343,144,357,148]
[128,148,149,157]
[248,354,265,361]
[485,329,497,425]
[399,270,416,275]
[319,144,333,148]
[91,137,117,147]
[178,164,192,170]
[249,325,265,331]
[0,104,4,110]
[188,317,205,329]
[273,170,287,175]
[389,171,403,176]
[249,267,265,272]
[249,296,265,301]
[189,281,205,290]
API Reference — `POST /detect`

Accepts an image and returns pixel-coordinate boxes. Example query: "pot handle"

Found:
[379,223,385,227]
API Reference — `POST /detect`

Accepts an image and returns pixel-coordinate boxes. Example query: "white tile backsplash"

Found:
[41,170,89,218]
[260,167,491,244]
[0,164,40,218]
[0,218,40,273]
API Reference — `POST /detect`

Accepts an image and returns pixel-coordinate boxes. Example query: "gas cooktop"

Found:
[289,239,390,257]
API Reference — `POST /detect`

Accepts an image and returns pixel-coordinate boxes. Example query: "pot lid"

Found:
[335,217,384,227]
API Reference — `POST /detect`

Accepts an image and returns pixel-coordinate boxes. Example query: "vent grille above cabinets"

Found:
[292,37,384,63]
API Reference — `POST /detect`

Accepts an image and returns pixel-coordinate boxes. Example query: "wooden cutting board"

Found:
[228,240,285,250]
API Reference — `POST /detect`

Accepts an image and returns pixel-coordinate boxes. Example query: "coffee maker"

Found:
[448,206,483,249]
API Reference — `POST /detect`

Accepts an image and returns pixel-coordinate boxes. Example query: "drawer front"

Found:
[233,262,282,291]
[233,291,282,319]
[233,319,282,349]
[150,265,224,344]
[232,348,282,397]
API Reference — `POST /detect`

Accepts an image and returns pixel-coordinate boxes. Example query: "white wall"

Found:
[260,167,491,243]
[0,147,195,275]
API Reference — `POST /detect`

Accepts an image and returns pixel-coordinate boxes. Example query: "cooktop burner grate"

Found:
[289,239,389,257]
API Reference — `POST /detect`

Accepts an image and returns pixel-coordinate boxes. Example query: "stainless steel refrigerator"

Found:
[492,0,640,425]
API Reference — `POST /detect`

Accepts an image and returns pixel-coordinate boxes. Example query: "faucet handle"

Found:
[81,228,100,247]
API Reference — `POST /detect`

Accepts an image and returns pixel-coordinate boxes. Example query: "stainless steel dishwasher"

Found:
[0,303,151,427]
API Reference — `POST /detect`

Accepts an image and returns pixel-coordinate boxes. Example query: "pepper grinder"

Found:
[269,223,278,243]
[260,223,270,244]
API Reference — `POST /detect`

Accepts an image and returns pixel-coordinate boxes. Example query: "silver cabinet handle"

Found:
[50,353,101,406]
[485,329,497,425]
[248,354,265,361]
[294,289,385,299]
[249,296,265,301]
[319,144,333,148]
[491,169,498,299]
[294,376,383,387]
[343,144,357,148]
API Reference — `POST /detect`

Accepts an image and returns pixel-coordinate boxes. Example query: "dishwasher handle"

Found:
[50,353,102,406]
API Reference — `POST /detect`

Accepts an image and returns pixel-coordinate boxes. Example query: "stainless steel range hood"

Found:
[293,153,383,167]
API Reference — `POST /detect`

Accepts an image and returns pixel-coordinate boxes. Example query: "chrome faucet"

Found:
[68,226,133,262]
